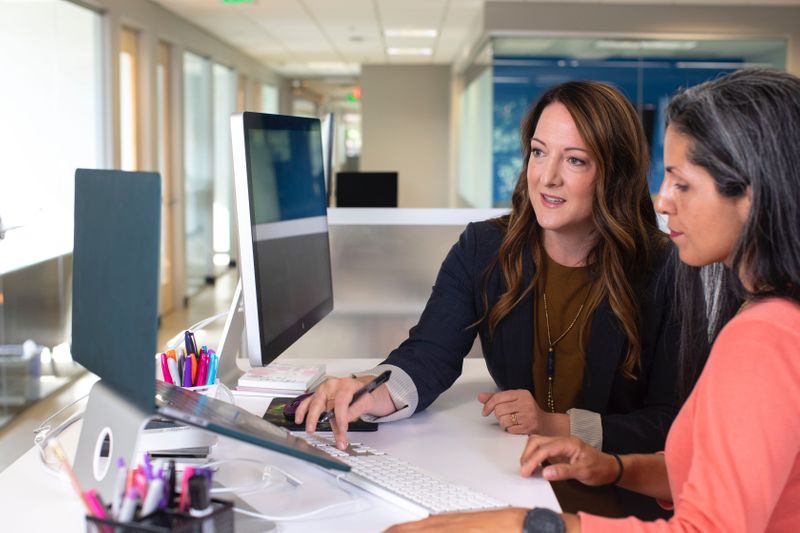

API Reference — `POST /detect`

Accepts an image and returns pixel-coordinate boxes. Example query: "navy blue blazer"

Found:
[382,220,680,455]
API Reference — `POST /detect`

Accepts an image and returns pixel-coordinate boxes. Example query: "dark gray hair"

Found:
[666,68,800,397]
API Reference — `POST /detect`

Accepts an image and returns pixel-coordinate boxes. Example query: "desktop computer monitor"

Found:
[230,112,334,368]
[336,171,398,207]
[70,169,346,500]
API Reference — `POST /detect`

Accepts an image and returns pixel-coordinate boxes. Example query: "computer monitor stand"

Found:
[74,380,155,502]
[215,278,249,386]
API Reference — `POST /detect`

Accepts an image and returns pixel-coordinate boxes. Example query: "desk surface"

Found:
[0,359,559,532]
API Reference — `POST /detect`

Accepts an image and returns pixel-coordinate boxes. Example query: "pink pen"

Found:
[84,489,108,519]
[160,353,173,384]
[196,353,209,386]
[179,466,195,513]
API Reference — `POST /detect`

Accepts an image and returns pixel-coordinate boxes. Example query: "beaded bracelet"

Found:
[609,453,624,486]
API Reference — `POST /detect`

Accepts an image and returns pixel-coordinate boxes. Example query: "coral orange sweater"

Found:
[580,299,800,532]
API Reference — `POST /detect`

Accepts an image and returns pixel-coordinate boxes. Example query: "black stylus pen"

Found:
[319,370,392,423]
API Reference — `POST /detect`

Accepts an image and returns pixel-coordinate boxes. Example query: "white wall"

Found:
[360,65,452,207]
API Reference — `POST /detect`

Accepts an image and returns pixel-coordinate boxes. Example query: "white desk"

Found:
[0,359,559,532]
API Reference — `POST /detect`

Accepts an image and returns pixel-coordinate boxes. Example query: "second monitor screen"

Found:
[246,119,333,362]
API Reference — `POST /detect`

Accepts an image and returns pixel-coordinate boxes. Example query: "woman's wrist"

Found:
[364,380,398,417]
[607,453,624,485]
[539,412,571,437]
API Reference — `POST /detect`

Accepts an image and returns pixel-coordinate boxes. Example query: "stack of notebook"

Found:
[235,362,326,396]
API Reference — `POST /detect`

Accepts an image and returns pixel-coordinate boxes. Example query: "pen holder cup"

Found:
[86,499,233,533]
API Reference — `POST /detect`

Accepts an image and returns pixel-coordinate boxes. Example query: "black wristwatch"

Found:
[522,508,565,533]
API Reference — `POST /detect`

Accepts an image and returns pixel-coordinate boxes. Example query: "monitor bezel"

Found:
[231,112,334,367]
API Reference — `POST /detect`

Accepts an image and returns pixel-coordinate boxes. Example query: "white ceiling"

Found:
[151,0,800,79]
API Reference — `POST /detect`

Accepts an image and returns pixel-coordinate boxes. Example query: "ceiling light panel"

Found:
[386,47,433,56]
[384,29,438,38]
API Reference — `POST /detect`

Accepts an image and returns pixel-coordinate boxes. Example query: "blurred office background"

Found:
[1,0,799,455]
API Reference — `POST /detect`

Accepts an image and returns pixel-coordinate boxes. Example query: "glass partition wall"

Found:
[183,51,214,296]
[458,36,788,207]
[0,0,103,427]
[212,63,237,271]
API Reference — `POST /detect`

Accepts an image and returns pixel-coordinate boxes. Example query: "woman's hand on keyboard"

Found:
[295,375,395,450]
[519,435,619,487]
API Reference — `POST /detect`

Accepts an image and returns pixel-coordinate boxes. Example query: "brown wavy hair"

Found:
[482,80,667,377]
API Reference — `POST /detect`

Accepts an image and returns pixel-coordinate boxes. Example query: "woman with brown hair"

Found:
[296,80,680,518]
[387,67,800,533]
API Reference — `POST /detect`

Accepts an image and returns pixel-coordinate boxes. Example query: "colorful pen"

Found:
[184,331,198,358]
[188,474,213,518]
[118,487,140,523]
[207,352,219,385]
[182,357,193,387]
[196,353,209,386]
[179,466,195,513]
[160,353,172,384]
[84,489,108,519]
[319,370,392,423]
[178,353,185,383]
[165,460,176,508]
[190,354,198,385]
[167,357,179,386]
[140,477,165,516]
[48,440,94,516]
[111,458,127,517]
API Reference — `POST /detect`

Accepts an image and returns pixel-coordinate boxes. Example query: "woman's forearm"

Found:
[617,454,671,502]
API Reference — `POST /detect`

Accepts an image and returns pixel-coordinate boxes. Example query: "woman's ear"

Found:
[736,185,752,223]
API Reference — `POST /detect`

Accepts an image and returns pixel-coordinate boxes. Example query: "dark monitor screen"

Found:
[336,171,398,207]
[72,169,161,412]
[231,112,334,367]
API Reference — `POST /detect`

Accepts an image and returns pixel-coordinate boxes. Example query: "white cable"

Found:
[164,311,230,351]
[34,393,89,476]
[232,475,359,522]
[200,457,302,495]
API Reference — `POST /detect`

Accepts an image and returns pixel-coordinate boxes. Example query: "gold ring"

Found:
[511,413,518,426]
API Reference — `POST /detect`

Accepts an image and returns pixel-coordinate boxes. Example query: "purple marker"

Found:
[183,356,193,387]
[143,453,154,481]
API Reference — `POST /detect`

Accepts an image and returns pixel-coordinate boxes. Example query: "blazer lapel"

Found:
[500,251,535,391]
[582,297,625,411]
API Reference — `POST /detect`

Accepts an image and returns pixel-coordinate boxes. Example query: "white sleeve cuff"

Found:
[567,408,603,449]
[352,364,418,423]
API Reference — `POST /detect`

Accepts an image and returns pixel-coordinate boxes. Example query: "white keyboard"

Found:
[294,432,510,516]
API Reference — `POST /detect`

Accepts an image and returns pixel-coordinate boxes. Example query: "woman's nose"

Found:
[654,180,673,215]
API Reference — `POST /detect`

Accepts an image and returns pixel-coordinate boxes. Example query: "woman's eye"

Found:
[567,156,586,166]
[531,148,544,158]
[674,183,689,192]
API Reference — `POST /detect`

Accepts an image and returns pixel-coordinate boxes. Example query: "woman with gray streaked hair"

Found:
[387,68,800,533]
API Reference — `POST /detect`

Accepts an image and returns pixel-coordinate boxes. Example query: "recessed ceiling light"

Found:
[387,47,433,56]
[384,29,437,38]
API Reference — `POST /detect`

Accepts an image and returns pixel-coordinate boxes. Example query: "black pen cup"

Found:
[85,498,233,533]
